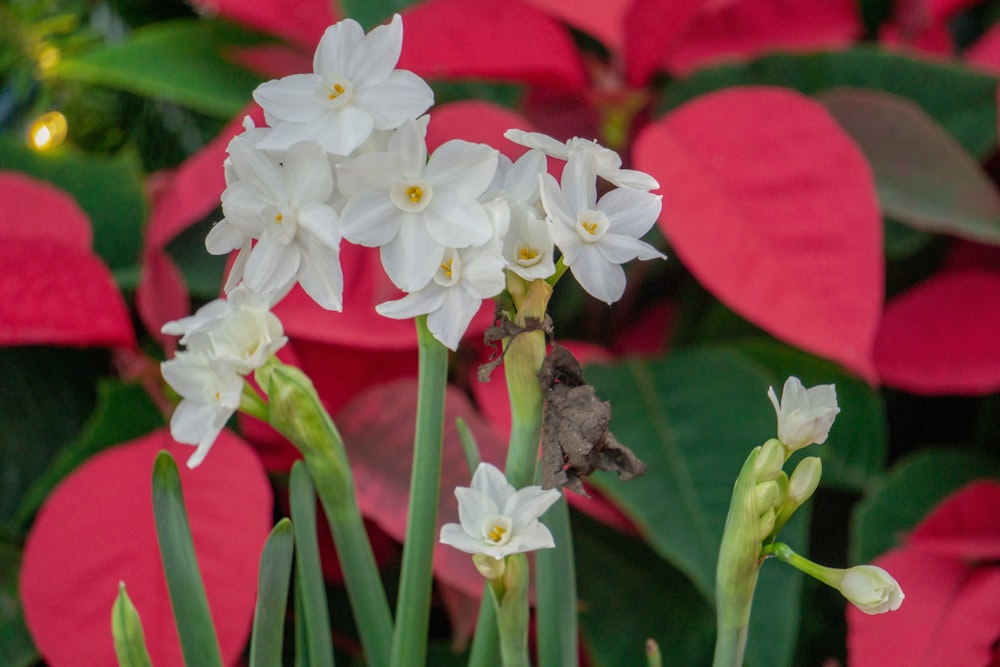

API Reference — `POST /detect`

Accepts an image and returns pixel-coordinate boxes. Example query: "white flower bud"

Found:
[838,565,904,614]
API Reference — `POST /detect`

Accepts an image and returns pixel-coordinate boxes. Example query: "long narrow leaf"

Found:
[111,582,153,667]
[151,451,223,667]
[250,519,295,667]
[289,461,335,667]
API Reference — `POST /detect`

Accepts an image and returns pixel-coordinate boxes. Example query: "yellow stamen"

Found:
[518,246,539,261]
[328,83,346,99]
[407,185,423,203]
[581,220,599,235]
[488,524,507,542]
[275,213,283,222]
[440,259,453,279]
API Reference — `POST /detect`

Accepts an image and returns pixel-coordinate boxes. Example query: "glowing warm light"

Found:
[28,111,68,151]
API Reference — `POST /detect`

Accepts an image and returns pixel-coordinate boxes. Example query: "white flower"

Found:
[252,14,433,156]
[338,119,498,291]
[504,129,659,190]
[376,240,506,350]
[439,462,562,560]
[837,565,904,614]
[160,351,244,468]
[161,285,287,374]
[540,155,665,304]
[487,150,556,280]
[767,377,840,452]
[213,137,344,310]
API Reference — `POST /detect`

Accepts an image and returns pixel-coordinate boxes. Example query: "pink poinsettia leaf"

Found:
[20,429,273,667]
[0,172,92,248]
[624,0,702,86]
[847,481,1000,667]
[0,240,135,348]
[336,379,508,600]
[399,0,587,91]
[966,23,1000,72]
[634,87,883,380]
[662,0,862,76]
[906,481,1000,560]
[521,0,630,53]
[426,101,537,157]
[137,249,191,351]
[873,269,1000,395]
[848,549,1000,667]
[188,0,336,48]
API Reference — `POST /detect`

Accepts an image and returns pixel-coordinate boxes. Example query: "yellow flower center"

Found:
[439,258,453,279]
[518,246,539,261]
[487,524,507,543]
[407,185,424,204]
[581,220,599,235]
[275,213,283,222]
[328,83,346,100]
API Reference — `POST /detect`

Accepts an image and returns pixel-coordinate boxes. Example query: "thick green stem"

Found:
[390,316,449,667]
[261,362,393,667]
[491,554,531,667]
[535,493,578,667]
[712,449,766,667]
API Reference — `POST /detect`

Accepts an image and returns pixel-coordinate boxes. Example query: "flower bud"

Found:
[838,565,905,615]
[753,439,785,482]
[473,553,506,581]
[787,457,822,505]
[754,479,782,512]
[756,507,776,542]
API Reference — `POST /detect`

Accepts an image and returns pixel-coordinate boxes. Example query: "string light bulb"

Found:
[28,111,68,151]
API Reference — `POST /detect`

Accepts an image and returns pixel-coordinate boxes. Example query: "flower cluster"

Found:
[160,286,287,467]
[206,14,664,349]
[161,13,665,463]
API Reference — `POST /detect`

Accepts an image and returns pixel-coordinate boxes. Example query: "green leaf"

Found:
[821,88,1000,245]
[289,461,335,667]
[249,519,295,667]
[658,47,999,158]
[339,0,421,30]
[111,582,154,667]
[0,138,147,271]
[13,379,164,532]
[573,512,715,667]
[850,447,1000,563]
[151,451,223,667]
[165,216,229,301]
[0,347,106,530]
[52,20,266,118]
[582,347,812,667]
[0,540,38,667]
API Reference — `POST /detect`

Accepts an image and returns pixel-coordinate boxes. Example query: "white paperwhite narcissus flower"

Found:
[376,240,506,350]
[160,286,287,467]
[504,129,659,190]
[213,137,344,310]
[252,14,433,156]
[540,155,665,304]
[338,118,499,291]
[486,150,556,281]
[767,376,840,452]
[836,565,905,615]
[161,285,287,374]
[439,462,562,560]
[160,351,244,468]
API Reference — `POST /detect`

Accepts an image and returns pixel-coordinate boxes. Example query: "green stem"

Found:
[535,494,578,667]
[262,362,393,667]
[467,594,500,667]
[492,554,531,667]
[390,316,449,667]
[712,449,766,667]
